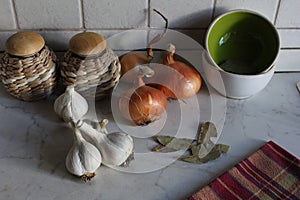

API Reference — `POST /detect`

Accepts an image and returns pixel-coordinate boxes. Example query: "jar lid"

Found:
[69,32,107,57]
[5,31,45,57]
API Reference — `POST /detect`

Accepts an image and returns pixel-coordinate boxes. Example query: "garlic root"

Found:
[81,172,96,182]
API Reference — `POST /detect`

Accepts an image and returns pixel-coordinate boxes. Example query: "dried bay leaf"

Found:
[152,144,177,153]
[153,136,174,145]
[152,136,194,151]
[192,141,216,158]
[180,144,230,164]
[215,144,230,153]
[197,122,218,144]
[179,155,204,164]
[152,122,230,164]
[195,122,218,157]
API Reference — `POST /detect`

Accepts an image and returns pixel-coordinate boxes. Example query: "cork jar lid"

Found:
[5,31,45,57]
[69,32,107,57]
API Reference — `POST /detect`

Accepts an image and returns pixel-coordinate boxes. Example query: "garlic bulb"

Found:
[66,127,102,181]
[76,119,134,167]
[54,86,88,122]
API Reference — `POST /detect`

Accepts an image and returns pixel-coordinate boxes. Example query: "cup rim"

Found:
[205,9,280,76]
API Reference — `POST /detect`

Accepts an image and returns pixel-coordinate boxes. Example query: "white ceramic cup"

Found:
[203,10,280,99]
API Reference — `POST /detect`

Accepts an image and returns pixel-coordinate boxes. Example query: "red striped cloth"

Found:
[188,141,300,200]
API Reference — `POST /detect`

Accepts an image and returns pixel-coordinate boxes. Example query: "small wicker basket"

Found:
[60,32,121,100]
[0,31,57,101]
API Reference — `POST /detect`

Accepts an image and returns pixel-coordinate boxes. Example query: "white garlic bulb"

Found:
[76,119,134,167]
[54,86,88,122]
[66,127,102,181]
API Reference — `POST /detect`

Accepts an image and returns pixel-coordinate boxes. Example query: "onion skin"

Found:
[150,44,202,99]
[128,85,167,126]
[118,66,167,126]
[120,52,150,75]
[163,60,202,99]
[146,83,176,99]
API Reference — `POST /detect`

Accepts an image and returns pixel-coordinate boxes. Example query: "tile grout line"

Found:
[146,0,151,45]
[273,0,282,25]
[281,47,300,50]
[210,0,217,23]
[11,0,20,30]
[5,28,85,32]
[147,0,151,28]
[0,26,299,33]
[0,27,209,32]
[276,27,300,30]
[79,0,86,30]
[205,0,217,46]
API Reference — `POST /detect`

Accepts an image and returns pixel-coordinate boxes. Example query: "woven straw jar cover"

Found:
[0,31,57,101]
[60,32,121,100]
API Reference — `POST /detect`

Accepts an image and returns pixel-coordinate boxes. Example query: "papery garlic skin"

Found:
[100,131,134,167]
[76,120,134,167]
[66,128,102,181]
[54,86,88,122]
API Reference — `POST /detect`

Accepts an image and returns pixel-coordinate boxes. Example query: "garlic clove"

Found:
[65,128,102,181]
[100,131,134,167]
[76,120,134,167]
[54,86,89,122]
[105,132,134,167]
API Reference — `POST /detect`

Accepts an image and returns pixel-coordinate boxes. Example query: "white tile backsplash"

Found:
[0,0,16,30]
[214,0,279,22]
[83,0,147,28]
[0,31,17,51]
[278,29,300,48]
[0,0,299,71]
[276,0,300,27]
[148,29,204,50]
[150,0,214,28]
[178,29,207,46]
[89,29,147,50]
[38,31,81,51]
[14,0,82,29]
[276,50,300,72]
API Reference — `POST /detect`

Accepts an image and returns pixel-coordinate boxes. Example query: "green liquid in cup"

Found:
[217,31,264,74]
[207,11,279,75]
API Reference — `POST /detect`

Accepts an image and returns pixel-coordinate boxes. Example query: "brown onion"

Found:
[129,85,167,125]
[120,52,151,76]
[150,44,202,99]
[119,66,167,126]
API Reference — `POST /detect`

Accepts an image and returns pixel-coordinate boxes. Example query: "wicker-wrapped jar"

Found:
[60,32,121,100]
[0,31,57,101]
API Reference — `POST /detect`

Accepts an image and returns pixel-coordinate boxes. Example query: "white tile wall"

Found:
[148,29,204,50]
[0,0,299,71]
[150,0,214,28]
[214,0,279,22]
[276,0,300,27]
[83,0,147,28]
[14,0,82,29]
[278,29,300,48]
[0,0,16,29]
[178,29,207,45]
[38,31,81,51]
[93,29,148,50]
[0,31,17,51]
[276,50,300,71]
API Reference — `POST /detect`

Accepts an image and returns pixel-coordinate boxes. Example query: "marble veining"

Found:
[0,73,299,200]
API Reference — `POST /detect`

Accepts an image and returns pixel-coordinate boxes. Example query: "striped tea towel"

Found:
[188,141,300,200]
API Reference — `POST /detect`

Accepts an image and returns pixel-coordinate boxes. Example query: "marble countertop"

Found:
[0,72,299,200]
